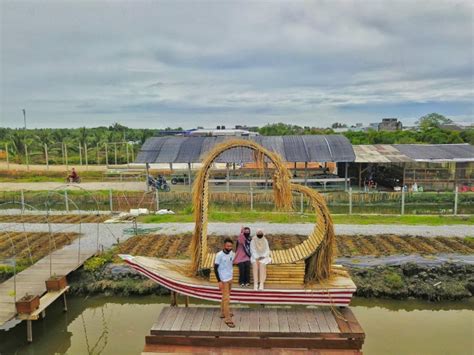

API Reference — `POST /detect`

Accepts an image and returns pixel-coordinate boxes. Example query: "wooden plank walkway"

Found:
[0,249,95,327]
[145,306,365,352]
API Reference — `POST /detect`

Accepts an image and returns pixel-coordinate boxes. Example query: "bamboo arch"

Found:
[189,139,335,282]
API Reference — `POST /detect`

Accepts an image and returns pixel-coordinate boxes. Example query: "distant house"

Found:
[378,118,402,131]
[439,124,465,131]
[187,126,259,137]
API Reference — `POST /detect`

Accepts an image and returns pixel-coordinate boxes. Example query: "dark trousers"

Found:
[238,261,251,285]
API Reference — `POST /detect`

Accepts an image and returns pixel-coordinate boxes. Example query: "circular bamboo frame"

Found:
[189,139,335,282]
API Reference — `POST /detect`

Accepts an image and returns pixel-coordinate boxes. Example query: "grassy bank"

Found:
[138,212,474,225]
[67,260,473,301]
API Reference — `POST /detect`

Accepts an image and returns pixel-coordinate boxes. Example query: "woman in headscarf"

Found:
[234,226,252,287]
[250,229,271,290]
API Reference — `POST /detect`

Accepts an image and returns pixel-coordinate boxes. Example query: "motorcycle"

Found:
[147,176,171,192]
[66,176,81,183]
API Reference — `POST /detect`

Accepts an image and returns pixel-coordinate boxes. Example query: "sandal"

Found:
[220,313,234,318]
[224,320,235,328]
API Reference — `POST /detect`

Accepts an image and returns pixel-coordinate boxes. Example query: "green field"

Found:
[138,212,474,225]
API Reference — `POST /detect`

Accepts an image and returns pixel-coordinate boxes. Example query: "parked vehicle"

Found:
[170,174,190,185]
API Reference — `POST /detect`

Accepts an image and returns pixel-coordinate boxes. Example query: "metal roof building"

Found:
[136,135,356,164]
[354,144,474,163]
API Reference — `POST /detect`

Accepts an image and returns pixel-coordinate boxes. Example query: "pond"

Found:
[0,296,472,354]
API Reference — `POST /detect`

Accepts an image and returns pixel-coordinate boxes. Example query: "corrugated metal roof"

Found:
[354,144,474,163]
[354,145,413,163]
[394,144,474,162]
[135,135,355,163]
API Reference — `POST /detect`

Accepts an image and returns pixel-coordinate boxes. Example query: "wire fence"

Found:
[0,189,472,215]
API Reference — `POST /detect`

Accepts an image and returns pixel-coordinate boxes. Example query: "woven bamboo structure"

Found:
[190,139,335,282]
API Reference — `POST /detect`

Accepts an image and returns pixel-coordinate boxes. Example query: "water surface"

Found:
[0,296,472,355]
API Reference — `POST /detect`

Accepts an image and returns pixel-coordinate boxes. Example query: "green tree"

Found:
[417,113,452,129]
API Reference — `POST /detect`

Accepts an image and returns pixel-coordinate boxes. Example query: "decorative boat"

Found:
[121,139,357,307]
[119,256,356,306]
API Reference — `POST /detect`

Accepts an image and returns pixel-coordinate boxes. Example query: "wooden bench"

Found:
[209,262,305,285]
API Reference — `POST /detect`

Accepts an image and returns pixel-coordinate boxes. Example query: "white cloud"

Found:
[1,0,472,128]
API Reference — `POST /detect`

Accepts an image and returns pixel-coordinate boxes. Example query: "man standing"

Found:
[214,238,235,328]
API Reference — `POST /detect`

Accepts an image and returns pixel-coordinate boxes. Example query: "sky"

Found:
[1,0,473,129]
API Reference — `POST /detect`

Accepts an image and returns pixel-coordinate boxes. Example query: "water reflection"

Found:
[0,296,472,355]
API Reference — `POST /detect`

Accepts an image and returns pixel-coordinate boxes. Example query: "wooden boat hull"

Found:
[119,255,356,307]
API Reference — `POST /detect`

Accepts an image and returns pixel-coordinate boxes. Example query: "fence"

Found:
[0,188,472,215]
[1,141,137,169]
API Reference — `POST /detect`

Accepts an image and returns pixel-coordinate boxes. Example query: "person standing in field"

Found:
[251,229,271,290]
[234,226,252,288]
[214,238,235,328]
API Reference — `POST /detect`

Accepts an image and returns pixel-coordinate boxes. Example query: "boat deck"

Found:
[129,256,356,291]
[144,306,365,353]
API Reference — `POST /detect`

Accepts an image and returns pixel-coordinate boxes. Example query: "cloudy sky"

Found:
[1,0,473,129]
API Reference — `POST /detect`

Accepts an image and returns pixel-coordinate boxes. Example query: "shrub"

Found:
[383,271,404,289]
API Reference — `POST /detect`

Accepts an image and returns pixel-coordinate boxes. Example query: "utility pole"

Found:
[22,109,26,129]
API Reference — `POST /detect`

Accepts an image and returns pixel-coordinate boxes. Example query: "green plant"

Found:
[384,271,404,289]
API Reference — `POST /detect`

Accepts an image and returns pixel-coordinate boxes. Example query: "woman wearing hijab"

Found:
[250,229,271,290]
[234,226,252,287]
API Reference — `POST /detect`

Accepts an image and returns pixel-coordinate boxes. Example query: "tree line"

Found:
[0,113,472,163]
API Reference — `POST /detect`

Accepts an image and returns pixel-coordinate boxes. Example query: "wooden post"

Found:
[304,162,308,186]
[155,188,159,212]
[126,143,130,167]
[226,163,230,192]
[131,144,134,162]
[105,143,109,166]
[454,185,458,215]
[349,187,353,215]
[5,143,9,169]
[96,143,100,165]
[44,143,49,169]
[300,192,304,214]
[25,144,29,171]
[21,189,25,212]
[401,188,405,215]
[79,143,82,165]
[250,187,254,211]
[146,163,150,192]
[264,162,269,191]
[114,143,117,165]
[26,319,33,342]
[61,142,65,165]
[63,292,68,311]
[184,296,189,307]
[344,162,348,191]
[65,143,68,170]
[402,163,406,187]
[358,163,362,190]
[64,190,69,212]
[188,162,192,192]
[170,291,178,306]
[84,143,88,169]
[109,189,113,212]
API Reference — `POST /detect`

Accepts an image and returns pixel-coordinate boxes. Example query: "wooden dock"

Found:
[0,248,95,329]
[143,306,365,354]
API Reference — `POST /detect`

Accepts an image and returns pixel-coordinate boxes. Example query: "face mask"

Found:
[257,234,263,239]
[223,248,231,254]
[243,232,250,237]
